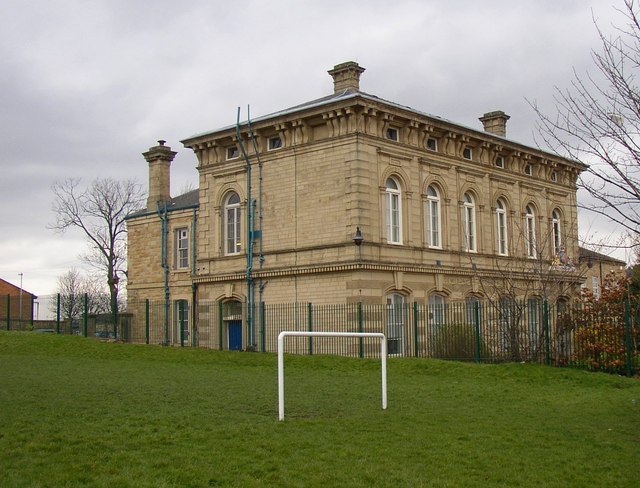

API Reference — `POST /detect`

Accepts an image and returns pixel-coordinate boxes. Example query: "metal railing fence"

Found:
[4,293,638,376]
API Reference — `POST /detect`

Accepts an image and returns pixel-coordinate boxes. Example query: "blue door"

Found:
[228,320,242,351]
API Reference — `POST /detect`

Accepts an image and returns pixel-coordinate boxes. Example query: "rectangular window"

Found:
[497,212,507,255]
[495,156,504,168]
[227,146,239,160]
[386,127,399,141]
[268,136,282,151]
[463,147,472,160]
[426,200,441,248]
[592,276,600,299]
[524,164,533,176]
[386,294,405,356]
[426,138,438,151]
[386,192,401,244]
[175,228,189,269]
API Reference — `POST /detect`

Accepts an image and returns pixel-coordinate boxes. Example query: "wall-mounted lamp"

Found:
[353,227,364,246]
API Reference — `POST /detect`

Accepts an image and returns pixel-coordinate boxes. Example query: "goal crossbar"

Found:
[277,331,388,421]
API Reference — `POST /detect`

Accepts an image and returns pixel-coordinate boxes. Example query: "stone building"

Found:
[126,62,586,349]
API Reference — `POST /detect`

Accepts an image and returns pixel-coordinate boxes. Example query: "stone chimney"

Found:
[328,61,366,94]
[479,111,510,137]
[143,140,177,209]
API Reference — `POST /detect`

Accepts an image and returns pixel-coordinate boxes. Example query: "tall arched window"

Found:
[525,205,537,258]
[385,177,402,244]
[224,192,241,255]
[495,198,508,256]
[552,209,561,256]
[426,185,442,248]
[428,294,446,326]
[386,293,405,356]
[463,192,476,252]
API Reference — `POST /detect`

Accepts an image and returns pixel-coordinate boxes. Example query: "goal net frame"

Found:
[277,331,388,421]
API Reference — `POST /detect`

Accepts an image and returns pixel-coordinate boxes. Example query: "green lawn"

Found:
[0,331,638,487]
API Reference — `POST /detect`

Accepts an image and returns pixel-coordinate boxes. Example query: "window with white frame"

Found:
[495,156,505,168]
[385,177,402,244]
[426,185,442,248]
[463,192,477,252]
[386,293,405,356]
[268,136,282,151]
[226,146,239,160]
[552,209,561,256]
[525,205,537,259]
[386,127,399,141]
[495,198,508,256]
[224,192,242,255]
[592,276,601,300]
[428,294,446,327]
[426,137,438,151]
[524,164,533,176]
[465,296,480,326]
[174,228,189,269]
[463,147,472,160]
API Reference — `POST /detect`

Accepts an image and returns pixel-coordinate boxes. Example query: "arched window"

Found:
[385,177,402,244]
[552,209,561,256]
[224,192,241,255]
[463,192,476,252]
[426,185,442,248]
[428,294,446,326]
[386,293,405,356]
[525,205,537,259]
[495,198,508,256]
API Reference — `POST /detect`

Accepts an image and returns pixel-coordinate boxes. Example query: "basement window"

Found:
[227,146,239,160]
[462,147,472,160]
[426,138,438,151]
[268,136,282,151]
[386,127,399,141]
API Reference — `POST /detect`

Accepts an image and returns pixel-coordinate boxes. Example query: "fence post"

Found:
[56,293,61,334]
[543,301,551,366]
[308,303,313,356]
[413,302,419,358]
[218,301,223,351]
[624,300,632,378]
[5,294,9,331]
[474,300,481,363]
[260,302,266,352]
[358,302,364,358]
[83,293,88,337]
[145,299,150,345]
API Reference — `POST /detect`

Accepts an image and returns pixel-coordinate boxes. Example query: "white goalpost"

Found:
[277,331,388,421]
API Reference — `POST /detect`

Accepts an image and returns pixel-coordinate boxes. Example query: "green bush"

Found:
[430,323,489,362]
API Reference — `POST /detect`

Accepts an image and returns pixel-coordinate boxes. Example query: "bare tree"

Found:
[531,0,640,241]
[50,177,145,321]
[53,268,84,321]
[52,269,112,321]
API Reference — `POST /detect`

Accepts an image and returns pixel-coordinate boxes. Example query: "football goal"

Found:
[277,331,388,421]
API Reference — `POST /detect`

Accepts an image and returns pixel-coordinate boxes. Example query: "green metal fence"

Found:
[5,293,638,376]
[116,298,639,376]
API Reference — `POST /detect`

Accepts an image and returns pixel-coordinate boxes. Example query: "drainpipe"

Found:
[157,201,170,345]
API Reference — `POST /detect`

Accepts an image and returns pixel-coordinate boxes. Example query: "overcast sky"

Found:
[0,0,629,297]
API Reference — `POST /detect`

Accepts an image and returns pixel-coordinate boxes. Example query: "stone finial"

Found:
[479,111,510,137]
[143,140,177,209]
[328,61,366,94]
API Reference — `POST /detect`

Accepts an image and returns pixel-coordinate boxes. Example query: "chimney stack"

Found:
[143,140,177,209]
[479,111,510,137]
[328,61,365,94]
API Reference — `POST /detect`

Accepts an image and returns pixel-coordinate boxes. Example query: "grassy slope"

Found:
[0,331,639,487]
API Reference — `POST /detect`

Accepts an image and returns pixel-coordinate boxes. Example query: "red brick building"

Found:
[0,277,37,324]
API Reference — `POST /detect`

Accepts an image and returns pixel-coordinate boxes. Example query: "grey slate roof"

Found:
[127,189,199,220]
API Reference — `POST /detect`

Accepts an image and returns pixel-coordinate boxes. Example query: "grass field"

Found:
[0,331,639,487]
